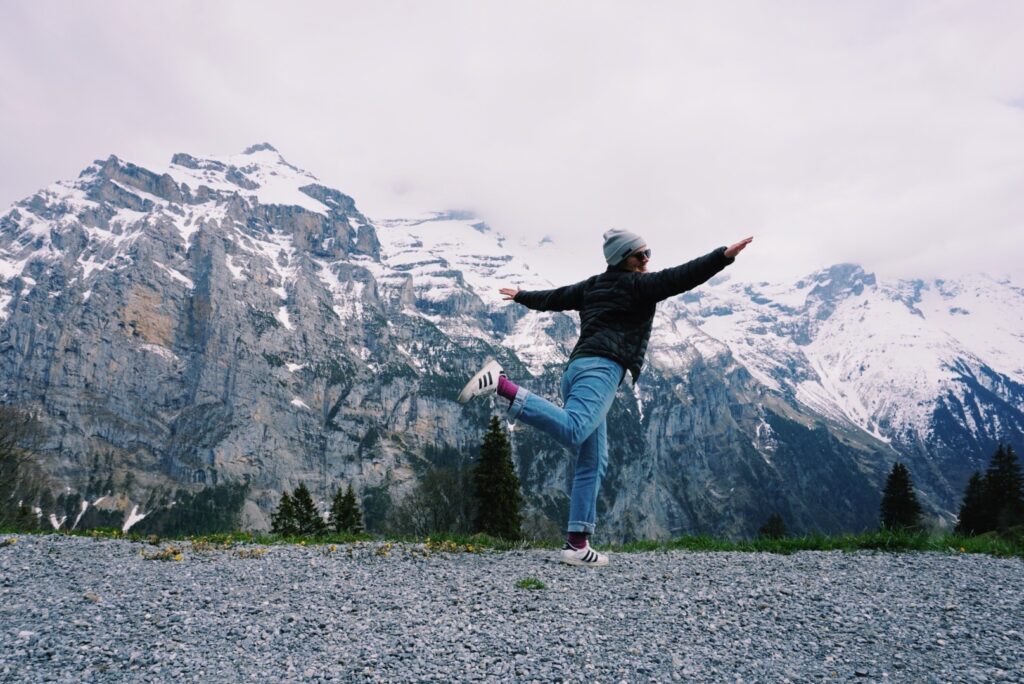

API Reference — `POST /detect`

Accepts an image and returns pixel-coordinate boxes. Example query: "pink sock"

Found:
[567,532,589,549]
[496,375,519,402]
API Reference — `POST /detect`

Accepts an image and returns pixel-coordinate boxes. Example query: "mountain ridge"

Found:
[2,145,1021,540]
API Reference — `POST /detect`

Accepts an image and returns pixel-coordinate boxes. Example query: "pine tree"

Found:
[758,513,788,540]
[291,482,327,536]
[984,443,1024,532]
[472,416,523,540]
[955,471,987,536]
[329,486,346,533]
[271,491,297,536]
[329,483,364,534]
[879,462,923,531]
[342,484,364,534]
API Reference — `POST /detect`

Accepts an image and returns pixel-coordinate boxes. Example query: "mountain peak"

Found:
[243,142,279,154]
[169,144,297,176]
[797,263,876,298]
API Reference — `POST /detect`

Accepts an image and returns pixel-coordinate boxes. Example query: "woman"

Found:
[459,229,753,566]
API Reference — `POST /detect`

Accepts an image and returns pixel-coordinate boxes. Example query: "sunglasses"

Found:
[630,249,652,260]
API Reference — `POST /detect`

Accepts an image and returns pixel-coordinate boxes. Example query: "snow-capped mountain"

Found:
[368,212,568,372]
[2,144,1021,540]
[668,266,1024,503]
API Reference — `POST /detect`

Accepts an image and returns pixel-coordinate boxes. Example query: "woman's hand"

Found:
[500,287,520,301]
[724,236,753,259]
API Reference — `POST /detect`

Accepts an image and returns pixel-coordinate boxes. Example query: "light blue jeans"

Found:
[508,356,624,534]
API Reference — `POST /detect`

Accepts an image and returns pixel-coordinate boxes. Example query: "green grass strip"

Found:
[3,528,1020,557]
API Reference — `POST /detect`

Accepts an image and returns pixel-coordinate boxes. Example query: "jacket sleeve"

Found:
[513,279,588,311]
[635,247,734,303]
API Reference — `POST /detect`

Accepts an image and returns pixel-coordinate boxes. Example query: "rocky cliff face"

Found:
[0,145,495,531]
[2,145,1021,540]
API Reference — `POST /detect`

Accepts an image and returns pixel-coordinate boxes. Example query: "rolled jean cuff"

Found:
[567,520,596,534]
[507,387,530,422]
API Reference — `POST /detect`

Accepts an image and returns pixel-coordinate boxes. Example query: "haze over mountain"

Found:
[2,145,1021,540]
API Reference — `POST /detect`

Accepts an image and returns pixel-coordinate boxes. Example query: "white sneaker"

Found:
[457,359,503,403]
[559,543,609,567]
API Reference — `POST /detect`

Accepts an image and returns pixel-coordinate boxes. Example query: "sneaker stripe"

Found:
[459,361,504,403]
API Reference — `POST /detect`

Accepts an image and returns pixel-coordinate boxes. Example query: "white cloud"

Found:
[1,1,1022,284]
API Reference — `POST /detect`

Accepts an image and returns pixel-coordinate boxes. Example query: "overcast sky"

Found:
[2,1,1022,283]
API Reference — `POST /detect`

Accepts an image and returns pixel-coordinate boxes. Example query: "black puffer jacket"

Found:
[514,247,734,383]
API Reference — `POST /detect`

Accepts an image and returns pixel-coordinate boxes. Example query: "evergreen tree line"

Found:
[955,443,1024,536]
[389,415,523,540]
[134,482,249,536]
[1,401,525,540]
[271,482,365,536]
[7,392,1019,543]
[272,416,525,541]
[758,443,1023,539]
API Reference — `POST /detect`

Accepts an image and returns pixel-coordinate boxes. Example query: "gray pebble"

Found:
[0,535,1022,681]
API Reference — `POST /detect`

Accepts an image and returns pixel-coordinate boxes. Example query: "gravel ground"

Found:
[1,535,1022,683]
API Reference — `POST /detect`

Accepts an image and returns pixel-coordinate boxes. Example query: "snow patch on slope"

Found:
[122,505,146,532]
[276,306,294,330]
[373,213,564,361]
[153,260,194,289]
[501,312,568,374]
[162,148,330,215]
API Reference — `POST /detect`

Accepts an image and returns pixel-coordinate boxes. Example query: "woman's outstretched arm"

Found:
[635,236,753,303]
[501,279,589,311]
